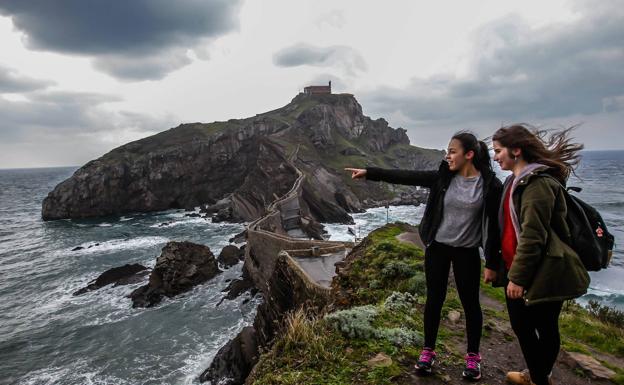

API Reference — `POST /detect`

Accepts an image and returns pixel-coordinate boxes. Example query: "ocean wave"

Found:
[594,201,624,210]
[579,290,624,311]
[17,359,134,385]
[65,236,169,256]
[148,217,207,228]
[178,314,256,385]
[323,204,423,241]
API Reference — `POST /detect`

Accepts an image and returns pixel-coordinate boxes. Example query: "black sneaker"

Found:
[415,347,436,373]
[462,352,482,381]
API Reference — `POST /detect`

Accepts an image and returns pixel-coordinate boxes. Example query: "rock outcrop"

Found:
[199,326,259,385]
[202,252,330,384]
[42,93,442,223]
[560,351,617,380]
[218,245,245,268]
[129,241,221,308]
[73,263,149,296]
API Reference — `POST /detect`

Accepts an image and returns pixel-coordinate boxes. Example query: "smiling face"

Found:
[492,140,520,171]
[446,138,473,171]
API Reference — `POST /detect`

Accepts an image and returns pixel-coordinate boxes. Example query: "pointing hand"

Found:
[344,168,367,179]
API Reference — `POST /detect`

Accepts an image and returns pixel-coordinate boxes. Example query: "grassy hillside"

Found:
[249,223,624,385]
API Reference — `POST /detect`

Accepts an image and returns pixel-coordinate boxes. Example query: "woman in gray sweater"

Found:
[346,132,503,381]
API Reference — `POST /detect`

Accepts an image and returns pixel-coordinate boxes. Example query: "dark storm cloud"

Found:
[360,0,624,126]
[0,65,54,93]
[0,0,243,80]
[273,43,367,75]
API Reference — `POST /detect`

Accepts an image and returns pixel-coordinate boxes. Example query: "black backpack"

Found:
[546,175,615,271]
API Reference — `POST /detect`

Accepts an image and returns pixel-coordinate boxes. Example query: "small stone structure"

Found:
[303,81,332,95]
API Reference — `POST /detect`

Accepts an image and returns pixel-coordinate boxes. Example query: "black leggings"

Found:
[506,295,563,385]
[423,240,483,353]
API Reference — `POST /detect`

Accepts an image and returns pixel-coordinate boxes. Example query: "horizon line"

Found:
[1,148,623,171]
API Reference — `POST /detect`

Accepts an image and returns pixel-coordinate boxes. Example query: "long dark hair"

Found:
[492,124,584,183]
[451,131,493,174]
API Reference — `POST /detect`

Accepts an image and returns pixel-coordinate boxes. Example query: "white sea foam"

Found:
[149,217,206,228]
[17,360,117,385]
[323,204,424,241]
[66,236,169,256]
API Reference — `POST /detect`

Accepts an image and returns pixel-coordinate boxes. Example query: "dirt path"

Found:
[394,301,614,385]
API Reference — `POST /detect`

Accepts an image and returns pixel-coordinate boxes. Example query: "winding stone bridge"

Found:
[244,145,352,298]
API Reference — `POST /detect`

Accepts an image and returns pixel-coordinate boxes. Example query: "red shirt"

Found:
[501,185,518,269]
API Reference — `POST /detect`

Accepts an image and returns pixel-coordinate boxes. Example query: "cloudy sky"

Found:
[0,0,622,169]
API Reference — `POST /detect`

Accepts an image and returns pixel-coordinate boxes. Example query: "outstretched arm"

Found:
[362,167,438,188]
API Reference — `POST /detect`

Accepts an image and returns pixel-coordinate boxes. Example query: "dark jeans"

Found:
[506,294,563,385]
[423,240,483,353]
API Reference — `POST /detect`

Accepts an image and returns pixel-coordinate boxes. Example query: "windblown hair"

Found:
[451,131,493,174]
[492,124,584,183]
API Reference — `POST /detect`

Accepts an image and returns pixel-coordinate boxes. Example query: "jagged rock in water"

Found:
[129,241,221,308]
[218,245,244,268]
[300,216,327,240]
[73,264,149,296]
[228,230,247,244]
[218,263,257,306]
[42,93,443,224]
[199,326,258,385]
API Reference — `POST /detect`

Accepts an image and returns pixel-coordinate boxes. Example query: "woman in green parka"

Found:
[487,124,590,385]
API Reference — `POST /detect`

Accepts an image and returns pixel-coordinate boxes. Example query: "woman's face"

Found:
[493,140,517,171]
[446,139,472,171]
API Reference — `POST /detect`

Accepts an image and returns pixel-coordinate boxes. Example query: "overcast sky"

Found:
[0,0,622,169]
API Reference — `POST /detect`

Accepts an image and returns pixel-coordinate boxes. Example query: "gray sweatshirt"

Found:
[434,173,484,248]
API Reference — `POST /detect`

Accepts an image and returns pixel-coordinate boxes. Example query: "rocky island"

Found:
[41,92,443,225]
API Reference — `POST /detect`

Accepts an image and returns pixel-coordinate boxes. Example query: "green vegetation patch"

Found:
[335,223,425,306]
[560,301,624,357]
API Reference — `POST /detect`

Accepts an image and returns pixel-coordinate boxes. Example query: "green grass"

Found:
[559,302,624,357]
[334,223,425,306]
[479,279,506,303]
[251,305,416,385]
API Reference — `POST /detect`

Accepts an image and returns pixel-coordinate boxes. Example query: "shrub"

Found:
[324,302,422,347]
[383,291,416,312]
[381,261,416,279]
[586,300,624,328]
[400,273,427,296]
[378,327,423,347]
[374,241,396,252]
[324,305,378,339]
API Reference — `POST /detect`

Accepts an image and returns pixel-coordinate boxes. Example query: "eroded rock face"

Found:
[218,245,245,268]
[202,253,330,384]
[73,264,149,296]
[199,326,258,385]
[42,93,442,223]
[129,241,221,308]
